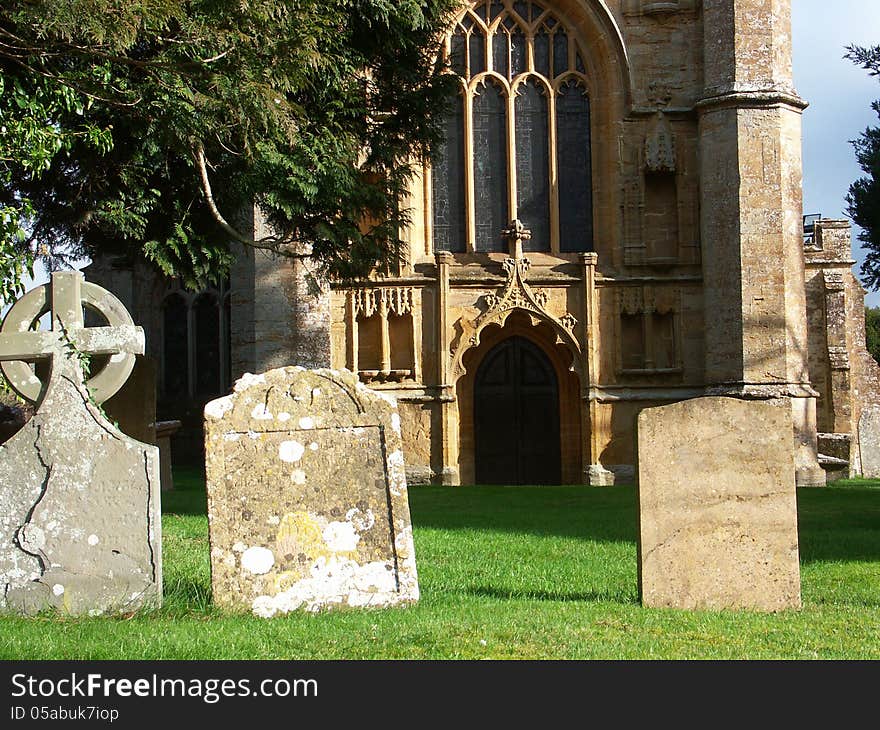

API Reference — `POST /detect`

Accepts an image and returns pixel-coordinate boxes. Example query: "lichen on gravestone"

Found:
[0,272,161,616]
[205,366,418,617]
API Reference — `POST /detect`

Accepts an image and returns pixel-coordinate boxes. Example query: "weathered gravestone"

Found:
[858,406,880,479]
[0,272,161,615]
[205,367,418,616]
[637,397,801,612]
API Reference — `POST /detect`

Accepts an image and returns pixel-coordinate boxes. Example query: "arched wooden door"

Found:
[474,336,561,485]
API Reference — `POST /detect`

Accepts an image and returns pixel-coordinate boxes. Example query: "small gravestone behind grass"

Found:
[859,406,880,478]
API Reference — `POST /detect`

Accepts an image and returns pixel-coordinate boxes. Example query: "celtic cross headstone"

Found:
[0,272,161,615]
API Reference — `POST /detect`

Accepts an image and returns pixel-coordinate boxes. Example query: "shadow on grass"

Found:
[797,483,880,563]
[163,467,880,564]
[465,585,639,604]
[161,466,208,516]
[409,485,639,545]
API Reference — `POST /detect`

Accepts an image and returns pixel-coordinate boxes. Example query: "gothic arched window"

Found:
[162,294,189,396]
[431,0,593,254]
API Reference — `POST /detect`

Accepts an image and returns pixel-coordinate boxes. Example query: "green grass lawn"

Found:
[1,470,879,660]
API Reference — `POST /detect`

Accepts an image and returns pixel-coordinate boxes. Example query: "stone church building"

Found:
[87,0,880,486]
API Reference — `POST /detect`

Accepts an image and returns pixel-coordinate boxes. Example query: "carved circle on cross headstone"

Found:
[0,275,138,404]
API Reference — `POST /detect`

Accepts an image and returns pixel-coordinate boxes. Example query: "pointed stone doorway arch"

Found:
[474,336,561,485]
[457,310,582,485]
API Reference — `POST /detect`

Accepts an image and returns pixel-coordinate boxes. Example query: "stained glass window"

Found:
[432,92,467,252]
[163,294,188,396]
[194,293,221,396]
[557,79,592,252]
[431,1,593,254]
[515,80,550,251]
[473,79,509,252]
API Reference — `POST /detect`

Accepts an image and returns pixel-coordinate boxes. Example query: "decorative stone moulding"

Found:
[449,256,582,382]
[645,112,676,173]
[623,0,698,15]
[352,287,414,318]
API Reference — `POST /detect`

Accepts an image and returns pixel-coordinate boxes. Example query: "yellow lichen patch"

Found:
[275,511,328,563]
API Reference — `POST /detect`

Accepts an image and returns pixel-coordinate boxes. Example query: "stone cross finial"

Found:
[0,272,144,404]
[501,219,532,260]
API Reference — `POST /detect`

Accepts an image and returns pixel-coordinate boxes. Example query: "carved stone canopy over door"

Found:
[474,336,561,485]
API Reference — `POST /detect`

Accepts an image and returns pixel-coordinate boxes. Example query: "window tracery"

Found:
[431,0,593,254]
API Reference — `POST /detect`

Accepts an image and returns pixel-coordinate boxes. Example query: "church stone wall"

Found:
[805,219,880,475]
[81,1,880,485]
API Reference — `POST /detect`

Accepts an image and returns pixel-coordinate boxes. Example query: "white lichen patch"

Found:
[278,413,291,422]
[223,432,241,442]
[388,449,405,468]
[298,416,315,430]
[88,534,100,546]
[391,413,401,434]
[312,388,322,397]
[234,372,266,392]
[252,595,277,619]
[279,440,305,463]
[309,442,318,451]
[52,584,65,596]
[291,469,307,485]
[205,396,234,419]
[232,541,247,553]
[249,556,400,617]
[322,521,360,552]
[251,403,274,421]
[394,526,414,552]
[345,508,375,532]
[241,546,275,575]
[109,353,126,363]
[267,515,281,526]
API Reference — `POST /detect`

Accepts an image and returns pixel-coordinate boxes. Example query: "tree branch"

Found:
[192,143,304,255]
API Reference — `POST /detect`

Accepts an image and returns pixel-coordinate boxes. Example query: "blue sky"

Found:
[794,0,880,306]
[12,3,880,308]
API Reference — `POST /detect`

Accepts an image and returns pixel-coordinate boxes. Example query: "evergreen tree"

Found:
[846,44,880,291]
[866,306,880,365]
[0,0,461,302]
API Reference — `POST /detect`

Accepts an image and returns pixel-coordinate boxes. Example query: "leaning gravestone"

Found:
[0,272,161,615]
[637,397,801,612]
[858,406,880,479]
[205,367,418,616]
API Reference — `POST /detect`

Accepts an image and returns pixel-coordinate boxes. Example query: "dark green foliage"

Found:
[846,44,880,291]
[866,306,880,364]
[0,0,462,300]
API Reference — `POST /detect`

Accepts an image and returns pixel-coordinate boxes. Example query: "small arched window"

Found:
[162,294,189,396]
[431,0,593,254]
[193,293,221,396]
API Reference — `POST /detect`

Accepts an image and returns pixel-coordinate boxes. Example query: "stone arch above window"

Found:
[431,0,594,255]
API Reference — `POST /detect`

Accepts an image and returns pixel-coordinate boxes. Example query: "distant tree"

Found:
[846,44,880,292]
[0,1,461,303]
[866,306,880,365]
